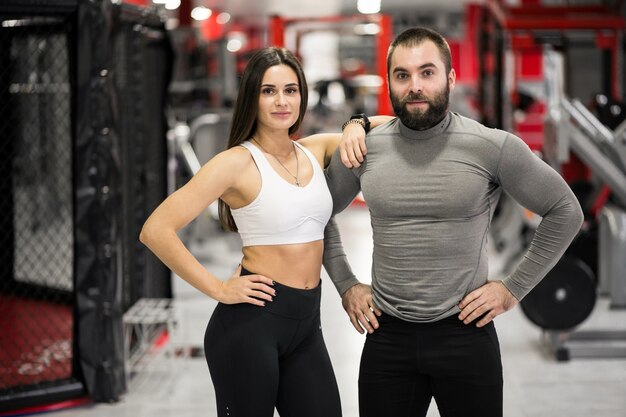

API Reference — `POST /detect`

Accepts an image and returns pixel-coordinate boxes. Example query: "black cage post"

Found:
[74,0,126,402]
[0,0,172,411]
[74,0,172,403]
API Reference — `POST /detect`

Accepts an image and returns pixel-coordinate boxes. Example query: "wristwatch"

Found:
[342,113,371,133]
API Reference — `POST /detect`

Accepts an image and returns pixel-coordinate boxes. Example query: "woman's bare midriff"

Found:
[241,240,324,289]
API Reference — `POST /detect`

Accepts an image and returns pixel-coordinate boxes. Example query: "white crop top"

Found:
[230,141,333,247]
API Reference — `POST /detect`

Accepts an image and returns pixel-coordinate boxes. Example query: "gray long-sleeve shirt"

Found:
[323,112,583,323]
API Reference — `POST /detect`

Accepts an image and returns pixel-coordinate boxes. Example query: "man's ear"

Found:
[448,68,456,91]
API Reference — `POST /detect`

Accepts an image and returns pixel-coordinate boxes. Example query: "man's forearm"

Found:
[323,216,360,296]
[502,192,583,300]
[323,138,365,295]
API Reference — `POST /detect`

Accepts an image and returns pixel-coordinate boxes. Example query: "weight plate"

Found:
[520,255,596,330]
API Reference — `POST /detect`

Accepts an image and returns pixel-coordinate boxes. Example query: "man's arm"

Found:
[323,147,382,333]
[458,134,584,327]
[323,147,362,292]
[323,216,359,296]
[497,135,584,299]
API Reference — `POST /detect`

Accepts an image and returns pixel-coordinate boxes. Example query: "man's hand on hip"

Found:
[458,280,518,327]
[342,283,382,334]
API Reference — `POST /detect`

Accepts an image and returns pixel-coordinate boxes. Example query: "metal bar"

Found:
[508,6,613,16]
[614,30,623,100]
[565,98,626,172]
[118,3,163,27]
[566,346,626,359]
[568,330,626,341]
[0,0,78,16]
[486,0,625,30]
[571,99,615,145]
[269,15,285,47]
[376,14,393,115]
[179,142,202,175]
[281,14,384,25]
[169,122,219,220]
[568,124,626,208]
[502,17,623,30]
[545,329,626,360]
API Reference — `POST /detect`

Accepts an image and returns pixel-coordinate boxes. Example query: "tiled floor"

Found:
[51,207,626,417]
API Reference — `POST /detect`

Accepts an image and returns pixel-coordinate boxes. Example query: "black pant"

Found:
[204,267,342,417]
[359,312,503,417]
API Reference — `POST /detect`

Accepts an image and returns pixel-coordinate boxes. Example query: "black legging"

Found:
[359,312,503,417]
[204,267,342,417]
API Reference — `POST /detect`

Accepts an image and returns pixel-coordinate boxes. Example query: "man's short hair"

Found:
[387,27,452,77]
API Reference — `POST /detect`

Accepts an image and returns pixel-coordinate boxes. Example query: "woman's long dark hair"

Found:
[218,47,308,231]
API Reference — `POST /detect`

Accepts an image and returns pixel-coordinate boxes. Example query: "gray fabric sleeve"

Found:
[497,135,584,300]
[322,148,363,295]
[325,148,362,215]
[323,217,360,295]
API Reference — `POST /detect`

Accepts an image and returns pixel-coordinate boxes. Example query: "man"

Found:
[323,27,583,417]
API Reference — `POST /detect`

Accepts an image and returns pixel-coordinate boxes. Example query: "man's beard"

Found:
[391,81,450,130]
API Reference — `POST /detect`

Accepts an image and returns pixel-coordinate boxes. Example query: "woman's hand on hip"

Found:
[217,265,276,306]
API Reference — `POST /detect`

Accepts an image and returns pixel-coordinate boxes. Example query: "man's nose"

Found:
[409,76,422,94]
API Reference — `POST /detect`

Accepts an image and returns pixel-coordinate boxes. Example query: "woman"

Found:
[140,47,389,417]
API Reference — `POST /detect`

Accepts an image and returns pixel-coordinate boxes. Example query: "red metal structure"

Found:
[478,0,625,151]
[486,0,625,100]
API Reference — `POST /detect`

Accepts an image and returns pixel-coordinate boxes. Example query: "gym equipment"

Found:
[566,220,599,279]
[489,193,539,279]
[168,112,233,222]
[521,256,596,331]
[525,49,626,360]
[123,298,177,384]
[599,204,626,309]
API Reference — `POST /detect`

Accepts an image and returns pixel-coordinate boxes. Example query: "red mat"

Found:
[0,296,73,390]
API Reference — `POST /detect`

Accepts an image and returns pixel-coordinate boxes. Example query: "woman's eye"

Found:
[262,88,275,95]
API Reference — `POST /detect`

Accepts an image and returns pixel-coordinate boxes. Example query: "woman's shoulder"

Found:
[208,144,255,171]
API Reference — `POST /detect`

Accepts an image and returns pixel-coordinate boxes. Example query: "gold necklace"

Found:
[251,138,300,187]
